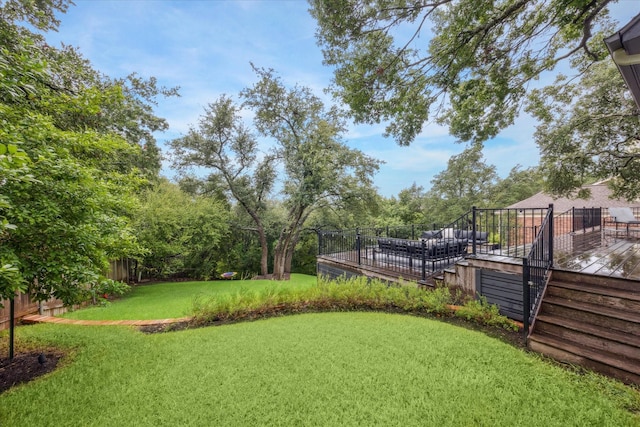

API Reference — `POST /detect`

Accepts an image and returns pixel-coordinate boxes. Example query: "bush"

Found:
[190,276,520,334]
[88,279,131,306]
[455,296,519,331]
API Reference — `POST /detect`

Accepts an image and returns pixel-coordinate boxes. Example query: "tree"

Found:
[426,145,498,222]
[133,180,230,279]
[527,59,640,200]
[170,96,276,277]
[241,66,381,279]
[489,166,543,207]
[0,0,171,305]
[172,67,381,280]
[310,0,616,146]
[373,184,430,227]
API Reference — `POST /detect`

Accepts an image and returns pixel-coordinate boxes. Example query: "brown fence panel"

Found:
[0,294,66,331]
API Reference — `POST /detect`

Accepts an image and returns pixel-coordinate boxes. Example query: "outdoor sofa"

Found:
[375,228,492,270]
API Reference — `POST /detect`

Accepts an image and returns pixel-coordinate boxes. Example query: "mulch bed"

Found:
[0,351,64,394]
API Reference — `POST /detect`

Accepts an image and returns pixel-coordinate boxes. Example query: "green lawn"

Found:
[63,274,317,320]
[2,313,639,426]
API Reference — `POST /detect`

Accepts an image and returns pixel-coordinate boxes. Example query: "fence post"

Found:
[522,258,530,340]
[317,231,323,256]
[548,203,554,267]
[356,230,362,265]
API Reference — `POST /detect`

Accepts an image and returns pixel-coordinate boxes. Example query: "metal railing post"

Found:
[548,203,554,267]
[9,295,15,360]
[317,231,323,256]
[356,229,362,265]
[421,239,426,281]
[472,206,477,255]
[522,258,530,339]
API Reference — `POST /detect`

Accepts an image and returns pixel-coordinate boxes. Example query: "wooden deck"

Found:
[554,230,640,281]
[320,229,640,284]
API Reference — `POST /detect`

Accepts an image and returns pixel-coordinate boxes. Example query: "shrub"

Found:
[87,279,131,305]
[455,296,519,331]
[190,276,519,333]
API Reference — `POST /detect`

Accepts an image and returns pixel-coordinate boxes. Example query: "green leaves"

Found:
[311,0,616,145]
[0,0,167,305]
[132,180,231,279]
[527,60,640,199]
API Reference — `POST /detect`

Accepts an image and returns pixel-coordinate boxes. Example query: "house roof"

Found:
[506,183,640,212]
[605,13,640,109]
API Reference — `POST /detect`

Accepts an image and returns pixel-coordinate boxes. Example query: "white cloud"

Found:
[46,0,636,199]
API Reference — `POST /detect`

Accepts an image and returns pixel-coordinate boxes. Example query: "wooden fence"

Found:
[0,293,66,331]
[0,259,131,331]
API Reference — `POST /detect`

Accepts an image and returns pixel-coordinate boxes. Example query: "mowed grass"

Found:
[2,313,639,426]
[63,274,317,320]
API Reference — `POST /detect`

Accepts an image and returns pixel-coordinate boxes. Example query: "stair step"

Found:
[535,315,640,361]
[547,283,640,313]
[551,270,640,292]
[540,298,640,337]
[542,295,640,324]
[528,333,640,385]
[549,280,640,302]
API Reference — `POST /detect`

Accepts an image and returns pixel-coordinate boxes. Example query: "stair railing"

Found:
[523,204,554,338]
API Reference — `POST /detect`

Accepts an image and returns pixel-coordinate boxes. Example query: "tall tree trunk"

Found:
[272,207,309,280]
[284,232,301,274]
[257,227,269,277]
[272,229,291,280]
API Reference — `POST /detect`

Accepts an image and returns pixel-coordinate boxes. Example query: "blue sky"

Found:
[42,0,639,198]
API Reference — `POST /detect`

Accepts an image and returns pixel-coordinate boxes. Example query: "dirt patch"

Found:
[251,273,291,280]
[0,351,64,394]
[138,320,192,334]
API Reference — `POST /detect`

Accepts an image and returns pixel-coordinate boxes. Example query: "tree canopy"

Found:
[132,180,230,279]
[0,0,173,304]
[528,60,640,200]
[172,66,380,279]
[310,0,616,146]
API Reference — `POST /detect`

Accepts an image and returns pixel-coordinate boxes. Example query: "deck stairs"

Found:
[527,270,640,385]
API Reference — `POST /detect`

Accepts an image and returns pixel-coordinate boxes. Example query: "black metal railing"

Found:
[522,204,554,337]
[572,207,602,232]
[432,206,552,258]
[317,206,556,281]
[317,205,640,331]
[318,223,463,282]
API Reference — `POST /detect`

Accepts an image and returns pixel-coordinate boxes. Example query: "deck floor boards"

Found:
[554,231,640,280]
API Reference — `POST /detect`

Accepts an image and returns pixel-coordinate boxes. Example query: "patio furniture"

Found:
[607,207,640,237]
[376,236,467,270]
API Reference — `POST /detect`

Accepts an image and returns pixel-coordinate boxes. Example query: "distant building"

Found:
[507,182,640,212]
